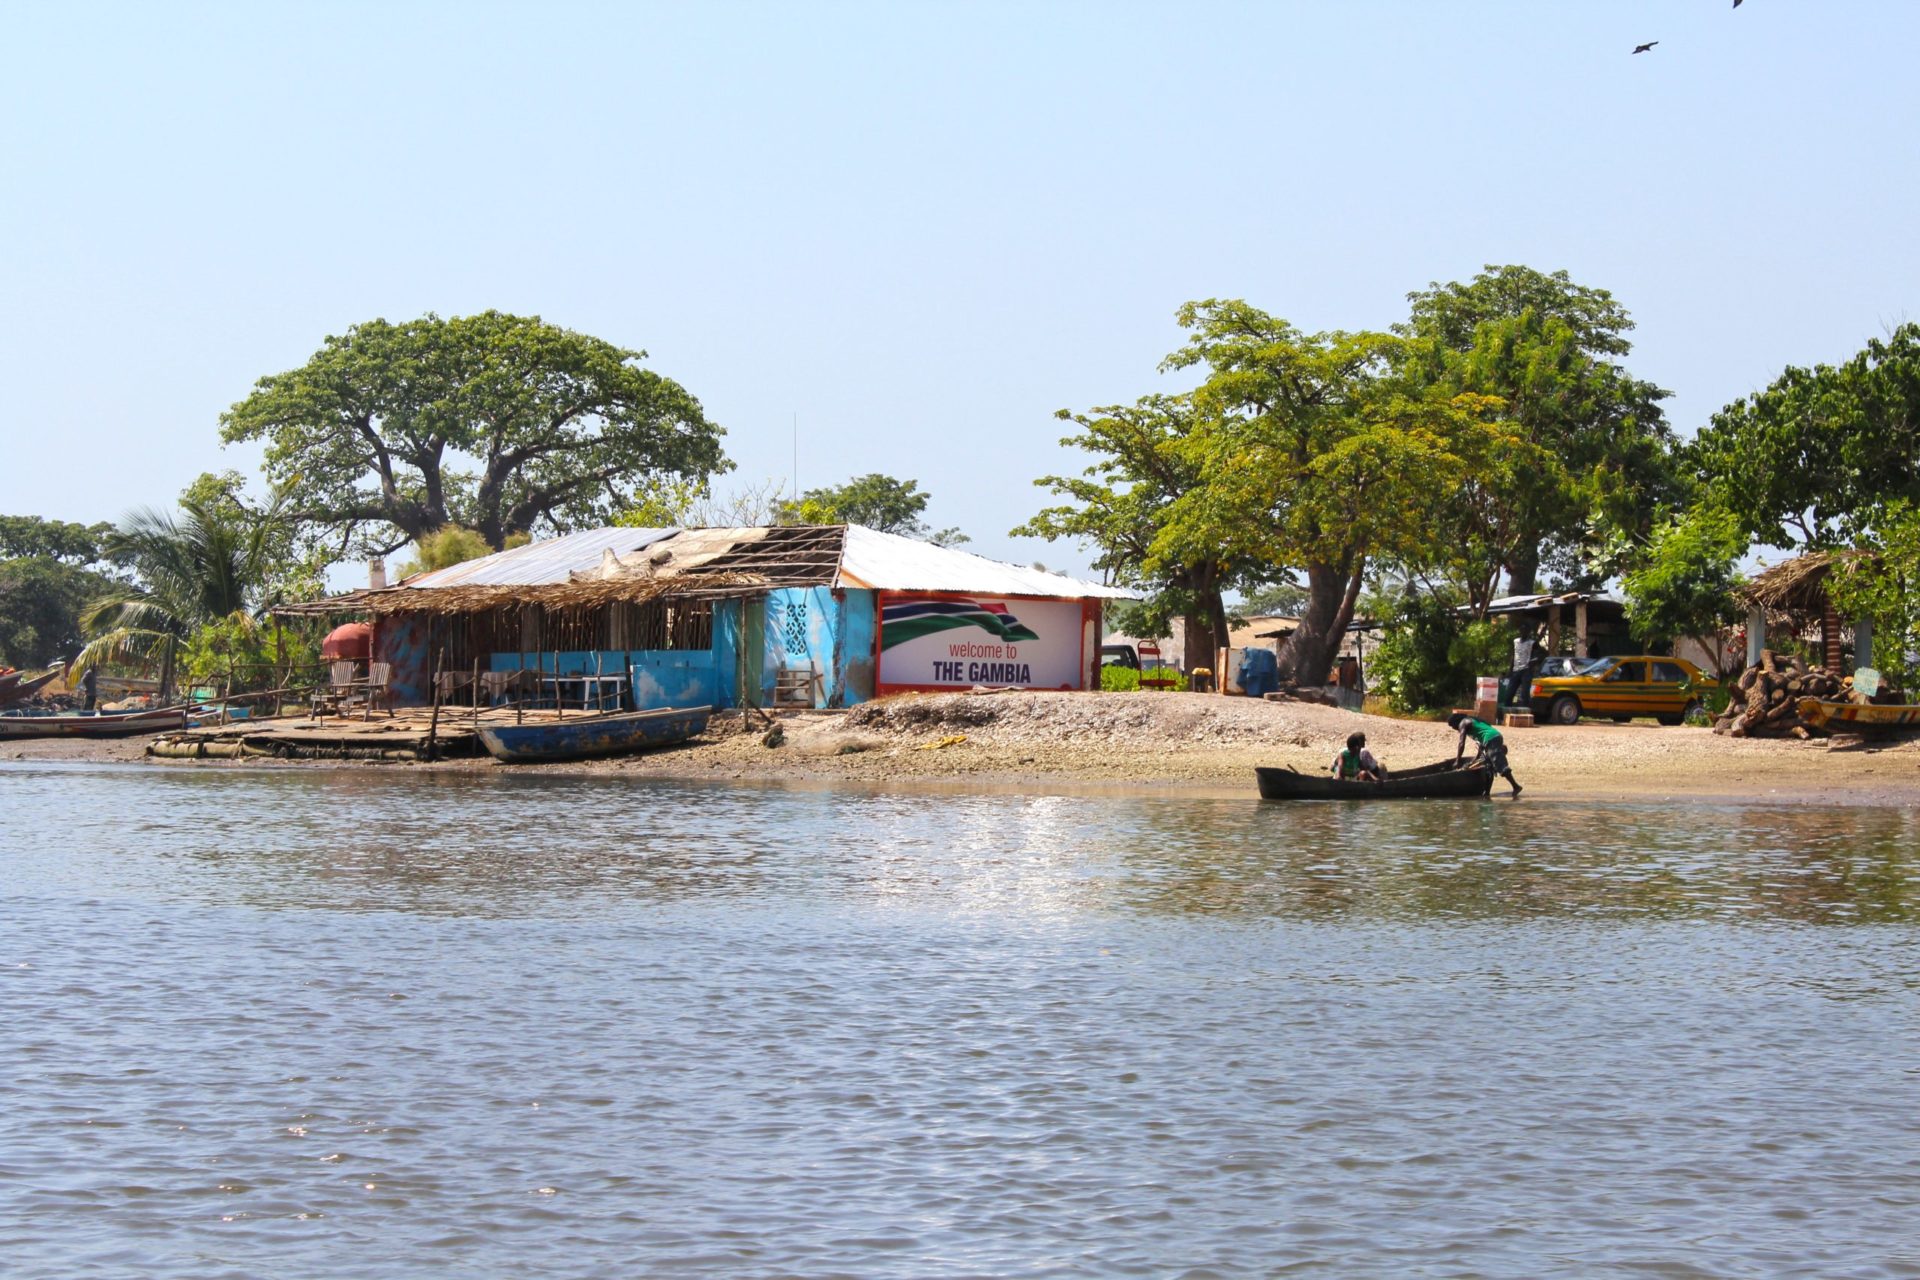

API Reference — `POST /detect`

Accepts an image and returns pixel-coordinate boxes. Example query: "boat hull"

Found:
[476,705,713,763]
[1255,758,1494,800]
[1797,698,1920,730]
[0,707,189,738]
[0,669,61,706]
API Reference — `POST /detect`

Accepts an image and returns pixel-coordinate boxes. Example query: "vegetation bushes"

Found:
[1100,664,1188,692]
[1368,594,1507,714]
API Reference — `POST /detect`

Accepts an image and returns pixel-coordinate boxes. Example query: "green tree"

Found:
[1235,578,1308,618]
[1689,323,1920,550]
[1398,265,1678,598]
[1619,506,1748,670]
[221,311,729,554]
[1828,501,1920,689]
[0,559,115,668]
[0,515,118,566]
[1016,394,1241,670]
[75,489,289,697]
[1367,589,1508,714]
[1163,300,1504,685]
[778,473,967,545]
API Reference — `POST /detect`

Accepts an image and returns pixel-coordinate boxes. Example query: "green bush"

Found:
[1370,594,1509,714]
[1101,664,1188,692]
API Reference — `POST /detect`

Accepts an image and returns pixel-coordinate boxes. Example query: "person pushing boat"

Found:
[1448,711,1521,796]
[1330,731,1387,782]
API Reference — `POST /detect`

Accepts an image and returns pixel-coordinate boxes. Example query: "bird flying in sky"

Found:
[1632,41,1659,54]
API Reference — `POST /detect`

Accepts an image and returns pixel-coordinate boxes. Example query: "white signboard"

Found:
[878,595,1086,690]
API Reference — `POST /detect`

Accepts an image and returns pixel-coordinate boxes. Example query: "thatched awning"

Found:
[1740,553,1837,612]
[1739,549,1886,615]
[274,569,774,618]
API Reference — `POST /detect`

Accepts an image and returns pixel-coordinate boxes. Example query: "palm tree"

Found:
[73,492,285,700]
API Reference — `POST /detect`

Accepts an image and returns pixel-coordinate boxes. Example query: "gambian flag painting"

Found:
[880,599,1041,649]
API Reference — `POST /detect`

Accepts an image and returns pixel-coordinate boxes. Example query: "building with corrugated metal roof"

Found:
[282,524,1133,710]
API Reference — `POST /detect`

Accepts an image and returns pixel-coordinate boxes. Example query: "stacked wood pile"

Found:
[1713,649,1847,738]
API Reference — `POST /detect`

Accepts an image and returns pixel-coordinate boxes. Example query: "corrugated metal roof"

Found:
[836,525,1135,598]
[399,527,678,588]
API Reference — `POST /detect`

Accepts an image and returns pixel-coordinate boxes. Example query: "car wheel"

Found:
[1682,700,1703,722]
[1549,695,1581,725]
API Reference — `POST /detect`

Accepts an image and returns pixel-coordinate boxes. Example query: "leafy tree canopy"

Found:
[0,514,118,566]
[75,487,292,688]
[1397,265,1678,593]
[1016,393,1244,670]
[1619,505,1748,662]
[1689,323,1920,550]
[778,473,967,545]
[1828,500,1920,688]
[1161,299,1511,682]
[221,311,730,555]
[0,559,115,668]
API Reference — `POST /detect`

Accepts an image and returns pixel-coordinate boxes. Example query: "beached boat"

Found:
[1796,698,1920,731]
[0,706,190,738]
[476,705,713,763]
[0,668,62,706]
[1255,759,1494,801]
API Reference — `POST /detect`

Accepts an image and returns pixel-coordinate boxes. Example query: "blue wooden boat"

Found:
[476,705,713,763]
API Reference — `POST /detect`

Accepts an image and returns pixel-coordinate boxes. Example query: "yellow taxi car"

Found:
[1529,655,1717,726]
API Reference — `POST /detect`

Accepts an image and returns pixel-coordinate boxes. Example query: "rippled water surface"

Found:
[4,763,1920,1278]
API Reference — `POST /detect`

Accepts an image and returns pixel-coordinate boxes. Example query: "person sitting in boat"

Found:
[1330,731,1387,782]
[1448,711,1522,796]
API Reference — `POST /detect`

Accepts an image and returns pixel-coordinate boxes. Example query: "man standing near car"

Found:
[1505,625,1539,709]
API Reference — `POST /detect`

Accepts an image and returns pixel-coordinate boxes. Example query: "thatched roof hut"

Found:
[1740,552,1838,615]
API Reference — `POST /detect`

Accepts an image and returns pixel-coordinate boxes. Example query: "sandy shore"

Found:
[9,691,1920,805]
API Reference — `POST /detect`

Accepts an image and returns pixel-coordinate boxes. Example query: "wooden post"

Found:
[1547,605,1563,657]
[553,650,561,718]
[471,658,480,727]
[1574,599,1589,659]
[425,648,443,763]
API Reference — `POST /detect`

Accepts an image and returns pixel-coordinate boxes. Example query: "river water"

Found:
[4,763,1919,1278]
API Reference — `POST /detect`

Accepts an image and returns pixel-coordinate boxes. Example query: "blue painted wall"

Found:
[837,590,877,704]
[760,587,878,707]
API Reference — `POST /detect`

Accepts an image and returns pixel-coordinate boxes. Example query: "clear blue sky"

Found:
[4,2,1916,583]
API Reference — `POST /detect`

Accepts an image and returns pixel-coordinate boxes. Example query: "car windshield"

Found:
[1576,658,1612,675]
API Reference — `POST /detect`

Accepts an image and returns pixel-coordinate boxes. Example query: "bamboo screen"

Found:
[421,601,716,672]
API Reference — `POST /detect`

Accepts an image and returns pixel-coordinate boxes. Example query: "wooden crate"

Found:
[1502,711,1535,728]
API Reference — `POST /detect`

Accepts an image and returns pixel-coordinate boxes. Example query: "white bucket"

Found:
[1475,676,1500,703]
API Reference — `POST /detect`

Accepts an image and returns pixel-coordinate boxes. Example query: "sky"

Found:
[3,2,1917,587]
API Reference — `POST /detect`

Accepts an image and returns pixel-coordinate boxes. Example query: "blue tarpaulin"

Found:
[1237,646,1278,698]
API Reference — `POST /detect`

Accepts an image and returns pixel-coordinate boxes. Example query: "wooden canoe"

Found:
[0,668,62,706]
[477,705,713,763]
[0,706,190,738]
[1796,698,1920,730]
[1256,758,1495,801]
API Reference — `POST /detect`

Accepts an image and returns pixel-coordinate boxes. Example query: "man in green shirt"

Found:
[1448,711,1522,796]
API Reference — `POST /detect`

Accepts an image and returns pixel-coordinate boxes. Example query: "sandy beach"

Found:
[11,691,1919,805]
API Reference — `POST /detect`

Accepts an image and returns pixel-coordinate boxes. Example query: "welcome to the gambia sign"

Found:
[877,595,1086,690]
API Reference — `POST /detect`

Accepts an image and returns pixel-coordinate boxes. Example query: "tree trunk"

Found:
[1179,611,1214,674]
[1504,546,1540,596]
[1275,560,1352,686]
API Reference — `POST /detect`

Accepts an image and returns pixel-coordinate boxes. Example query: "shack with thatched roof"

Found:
[279,524,1133,711]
